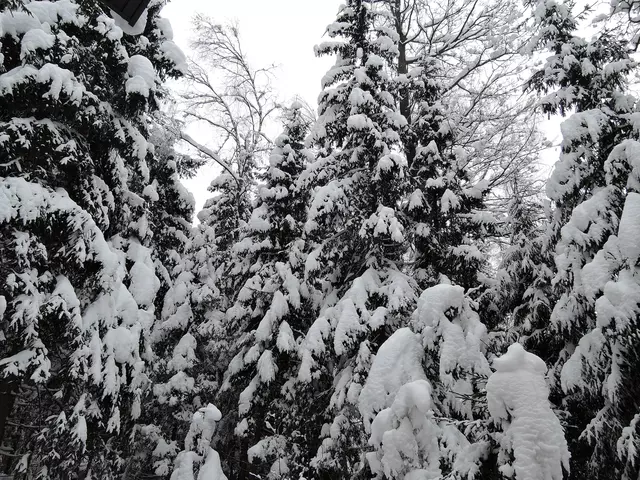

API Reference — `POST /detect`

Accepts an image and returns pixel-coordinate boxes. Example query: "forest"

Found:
[0,0,639,478]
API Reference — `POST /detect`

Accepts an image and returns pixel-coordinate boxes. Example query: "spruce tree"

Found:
[294,2,419,476]
[525,0,639,476]
[213,103,316,478]
[402,60,494,292]
[0,0,189,477]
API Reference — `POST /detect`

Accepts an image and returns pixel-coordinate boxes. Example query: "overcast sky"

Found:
[160,0,343,212]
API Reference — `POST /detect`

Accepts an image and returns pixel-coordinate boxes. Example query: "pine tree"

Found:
[293,2,419,476]
[524,0,640,476]
[212,103,316,479]
[0,0,189,477]
[402,60,494,292]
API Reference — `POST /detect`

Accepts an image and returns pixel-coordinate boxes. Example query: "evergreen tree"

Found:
[170,403,227,480]
[293,2,419,476]
[213,103,316,478]
[486,343,569,479]
[0,0,189,477]
[524,0,640,476]
[359,285,494,478]
[402,60,494,292]
[491,182,556,354]
[561,191,640,479]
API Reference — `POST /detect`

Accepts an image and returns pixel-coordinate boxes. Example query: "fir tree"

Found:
[213,103,316,479]
[525,0,640,476]
[0,0,189,477]
[295,2,418,476]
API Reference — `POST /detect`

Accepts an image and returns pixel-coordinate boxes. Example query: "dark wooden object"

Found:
[102,0,151,26]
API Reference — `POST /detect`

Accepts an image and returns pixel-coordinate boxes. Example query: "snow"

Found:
[412,285,491,416]
[298,315,330,382]
[333,298,363,355]
[359,327,426,427]
[257,350,278,383]
[276,321,296,353]
[347,114,374,130]
[0,11,43,39]
[359,206,405,242]
[0,177,120,277]
[579,236,620,301]
[408,189,424,211]
[27,0,84,26]
[167,333,197,372]
[367,380,441,479]
[156,17,174,40]
[546,109,609,200]
[255,291,289,342]
[160,40,188,74]
[0,64,86,104]
[561,193,640,398]
[126,55,156,98]
[170,452,196,480]
[487,343,570,480]
[170,404,226,479]
[20,28,55,58]
[104,326,140,364]
[127,241,161,307]
[0,348,48,379]
[441,189,460,213]
[617,192,640,261]
[197,449,227,480]
[305,180,347,234]
[239,376,259,415]
[0,0,626,475]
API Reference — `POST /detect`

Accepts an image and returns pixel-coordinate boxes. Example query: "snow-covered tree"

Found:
[382,0,545,214]
[0,0,189,477]
[292,1,419,476]
[490,181,556,345]
[487,343,570,480]
[402,61,494,291]
[182,17,279,255]
[132,239,224,479]
[523,0,640,476]
[212,103,316,478]
[359,284,493,478]
[559,184,640,478]
[170,404,227,480]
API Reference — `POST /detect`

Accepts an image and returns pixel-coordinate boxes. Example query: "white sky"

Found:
[161,0,343,212]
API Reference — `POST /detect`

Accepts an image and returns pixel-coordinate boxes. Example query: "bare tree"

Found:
[377,0,547,214]
[179,15,281,239]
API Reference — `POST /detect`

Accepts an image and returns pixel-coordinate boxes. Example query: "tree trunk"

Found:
[0,380,16,472]
[394,0,416,167]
